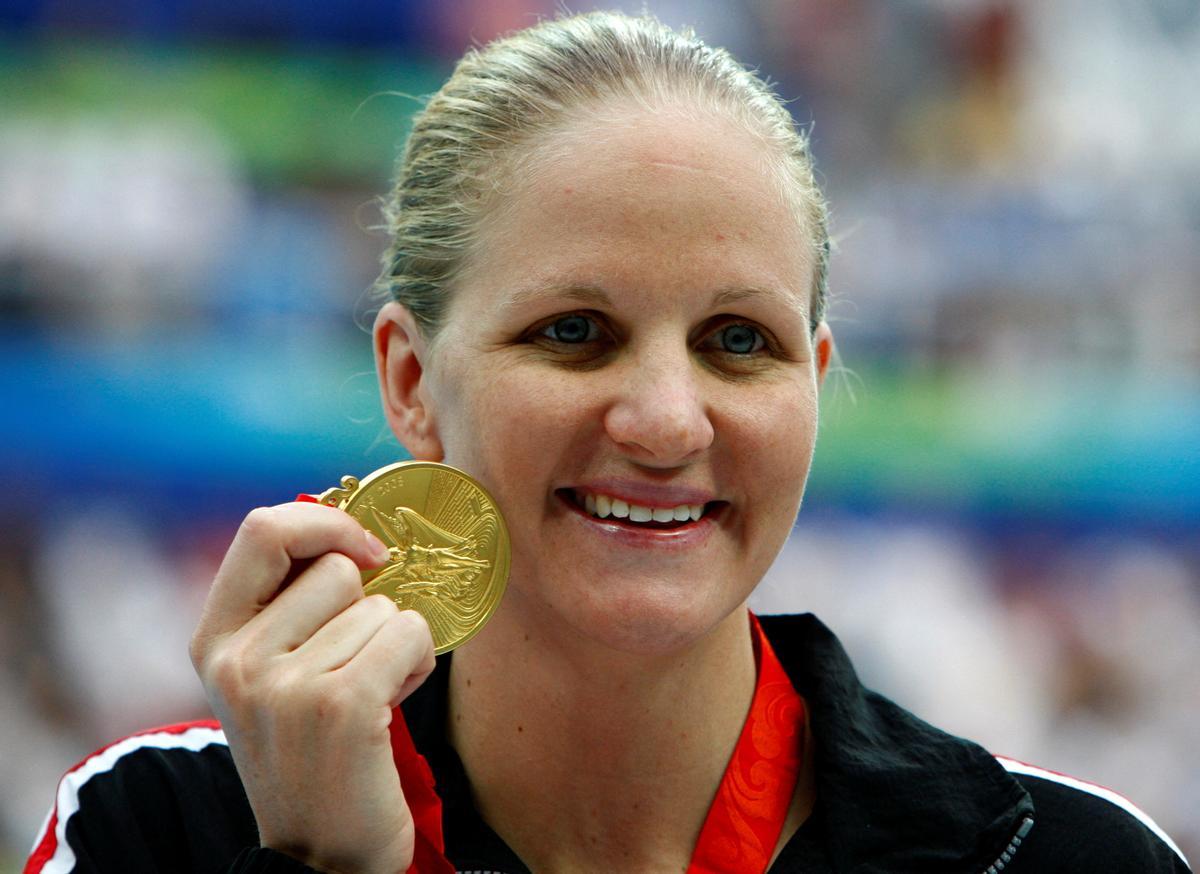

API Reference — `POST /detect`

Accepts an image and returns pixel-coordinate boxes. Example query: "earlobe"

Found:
[814,322,834,388]
[374,302,444,461]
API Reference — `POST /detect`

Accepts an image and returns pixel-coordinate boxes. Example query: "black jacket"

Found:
[28,614,1190,873]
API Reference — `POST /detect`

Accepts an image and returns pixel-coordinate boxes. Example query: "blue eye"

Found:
[542,315,599,344]
[716,324,765,354]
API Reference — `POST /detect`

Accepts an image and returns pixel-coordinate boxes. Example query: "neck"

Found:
[448,595,757,873]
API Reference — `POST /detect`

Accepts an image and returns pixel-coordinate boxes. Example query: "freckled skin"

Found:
[405,100,831,657]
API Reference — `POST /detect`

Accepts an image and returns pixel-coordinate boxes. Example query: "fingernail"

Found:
[364,531,391,563]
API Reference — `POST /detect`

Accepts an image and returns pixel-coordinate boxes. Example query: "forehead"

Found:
[457,100,815,314]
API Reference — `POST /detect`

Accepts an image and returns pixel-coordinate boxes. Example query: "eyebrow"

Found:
[503,282,803,313]
[709,285,802,310]
[504,283,613,310]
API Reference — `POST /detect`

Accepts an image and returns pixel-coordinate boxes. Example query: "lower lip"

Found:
[557,493,720,550]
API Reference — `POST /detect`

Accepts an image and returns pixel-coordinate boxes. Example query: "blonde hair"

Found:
[378,11,830,334]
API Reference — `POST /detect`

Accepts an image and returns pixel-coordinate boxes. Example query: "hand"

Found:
[190,502,436,874]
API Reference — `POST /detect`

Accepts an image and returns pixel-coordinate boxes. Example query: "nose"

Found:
[603,346,715,466]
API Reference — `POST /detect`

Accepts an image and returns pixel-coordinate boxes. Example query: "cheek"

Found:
[442,365,592,497]
[765,390,819,494]
[769,392,819,472]
[720,384,818,535]
[719,378,818,469]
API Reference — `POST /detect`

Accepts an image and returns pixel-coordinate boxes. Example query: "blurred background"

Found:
[1,0,1197,868]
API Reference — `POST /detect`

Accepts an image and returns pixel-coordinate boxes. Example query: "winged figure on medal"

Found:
[363,500,495,603]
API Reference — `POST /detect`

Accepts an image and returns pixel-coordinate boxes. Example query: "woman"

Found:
[27,12,1189,874]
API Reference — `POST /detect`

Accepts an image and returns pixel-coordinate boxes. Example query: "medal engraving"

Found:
[317,461,510,654]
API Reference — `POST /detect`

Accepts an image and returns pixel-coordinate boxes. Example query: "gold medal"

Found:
[315,461,510,654]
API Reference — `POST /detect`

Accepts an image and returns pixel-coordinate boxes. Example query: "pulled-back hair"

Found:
[378,11,830,334]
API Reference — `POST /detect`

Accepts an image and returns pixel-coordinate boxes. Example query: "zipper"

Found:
[982,816,1034,873]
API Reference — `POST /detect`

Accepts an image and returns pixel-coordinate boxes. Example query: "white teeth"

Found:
[628,505,653,522]
[578,492,707,524]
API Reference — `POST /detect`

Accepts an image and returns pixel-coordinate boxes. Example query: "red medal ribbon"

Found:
[686,613,806,873]
[390,715,457,874]
[298,497,803,874]
[387,610,804,874]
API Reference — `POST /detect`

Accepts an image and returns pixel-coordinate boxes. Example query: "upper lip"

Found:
[566,478,719,508]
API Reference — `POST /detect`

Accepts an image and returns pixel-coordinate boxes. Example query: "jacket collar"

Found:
[760,613,1033,872]
[403,613,1034,873]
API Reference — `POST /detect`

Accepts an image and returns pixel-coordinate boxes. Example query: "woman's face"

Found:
[378,102,832,655]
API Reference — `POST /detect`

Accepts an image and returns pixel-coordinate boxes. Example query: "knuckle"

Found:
[273,663,306,696]
[366,593,398,618]
[265,663,313,710]
[205,646,250,702]
[317,550,360,579]
[393,608,428,634]
[238,506,278,546]
[390,609,433,648]
[289,677,357,725]
[316,554,365,602]
[419,639,437,672]
[331,505,363,531]
[312,677,357,716]
[187,631,207,670]
[322,506,366,545]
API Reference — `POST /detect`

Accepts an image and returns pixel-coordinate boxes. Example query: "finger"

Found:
[337,610,436,708]
[237,552,371,654]
[290,594,399,673]
[197,502,390,642]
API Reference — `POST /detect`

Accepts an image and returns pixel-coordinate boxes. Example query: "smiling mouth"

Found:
[557,489,724,530]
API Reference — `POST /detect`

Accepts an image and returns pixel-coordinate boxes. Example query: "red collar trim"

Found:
[389,610,805,874]
[687,611,806,873]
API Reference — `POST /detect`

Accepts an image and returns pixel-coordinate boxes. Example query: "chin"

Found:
[557,577,742,657]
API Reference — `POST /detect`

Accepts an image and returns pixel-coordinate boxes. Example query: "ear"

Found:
[814,321,834,389]
[374,302,444,461]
